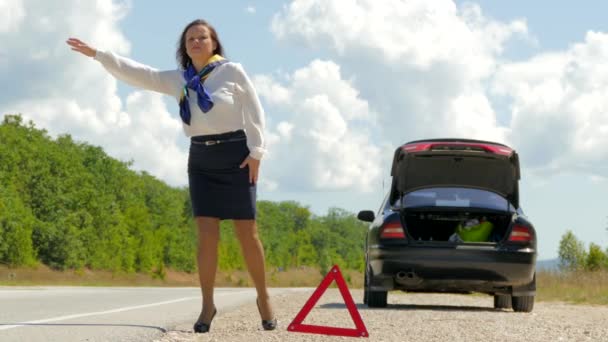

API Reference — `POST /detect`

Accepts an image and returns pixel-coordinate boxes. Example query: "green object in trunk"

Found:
[456,220,493,242]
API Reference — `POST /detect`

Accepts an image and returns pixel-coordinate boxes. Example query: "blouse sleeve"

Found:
[94,50,182,98]
[232,63,267,160]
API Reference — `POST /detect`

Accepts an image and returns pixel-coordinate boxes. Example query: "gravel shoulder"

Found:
[155,289,608,342]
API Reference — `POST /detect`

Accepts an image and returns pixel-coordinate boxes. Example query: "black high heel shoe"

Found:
[193,307,217,333]
[256,298,277,331]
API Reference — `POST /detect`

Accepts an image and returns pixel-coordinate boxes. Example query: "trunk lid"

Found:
[391,139,520,208]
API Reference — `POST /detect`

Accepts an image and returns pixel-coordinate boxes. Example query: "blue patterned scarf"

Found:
[179,55,228,125]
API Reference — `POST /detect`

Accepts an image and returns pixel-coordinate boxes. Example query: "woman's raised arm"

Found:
[66,37,182,97]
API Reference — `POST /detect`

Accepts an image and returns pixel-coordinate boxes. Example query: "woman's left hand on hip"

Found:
[240,156,260,184]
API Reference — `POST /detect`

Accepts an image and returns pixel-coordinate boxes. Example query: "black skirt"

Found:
[187,130,256,219]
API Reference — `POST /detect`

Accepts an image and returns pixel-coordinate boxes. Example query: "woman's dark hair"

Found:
[176,19,224,69]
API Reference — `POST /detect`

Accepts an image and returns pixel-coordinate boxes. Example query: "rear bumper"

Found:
[367,244,536,295]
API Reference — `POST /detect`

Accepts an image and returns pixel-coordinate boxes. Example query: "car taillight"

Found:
[380,221,405,239]
[508,225,533,242]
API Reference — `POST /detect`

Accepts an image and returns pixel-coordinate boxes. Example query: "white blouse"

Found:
[94,50,266,160]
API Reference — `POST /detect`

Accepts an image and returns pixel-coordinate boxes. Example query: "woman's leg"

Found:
[233,219,274,320]
[196,216,221,322]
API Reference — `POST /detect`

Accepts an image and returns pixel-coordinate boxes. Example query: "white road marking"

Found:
[0,290,250,331]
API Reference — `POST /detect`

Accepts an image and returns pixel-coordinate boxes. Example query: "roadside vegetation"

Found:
[536,230,608,305]
[537,270,608,305]
[0,264,364,289]
[0,114,365,280]
[1,114,606,306]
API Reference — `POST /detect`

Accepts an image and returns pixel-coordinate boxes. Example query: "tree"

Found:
[558,230,587,271]
[585,243,608,271]
[0,185,37,267]
[0,114,368,275]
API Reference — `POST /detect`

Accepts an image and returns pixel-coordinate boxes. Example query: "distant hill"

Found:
[536,258,560,271]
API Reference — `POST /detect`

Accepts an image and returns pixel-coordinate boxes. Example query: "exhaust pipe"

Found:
[395,270,422,285]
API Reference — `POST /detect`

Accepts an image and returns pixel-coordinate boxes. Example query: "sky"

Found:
[2,0,608,261]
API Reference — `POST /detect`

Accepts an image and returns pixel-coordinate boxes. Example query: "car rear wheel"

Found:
[367,290,388,308]
[493,294,512,309]
[364,266,387,308]
[512,295,534,312]
[363,272,369,305]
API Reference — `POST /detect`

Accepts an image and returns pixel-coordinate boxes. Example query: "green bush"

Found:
[559,230,608,272]
[0,114,367,274]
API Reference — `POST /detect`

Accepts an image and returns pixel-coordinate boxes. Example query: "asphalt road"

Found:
[0,286,308,342]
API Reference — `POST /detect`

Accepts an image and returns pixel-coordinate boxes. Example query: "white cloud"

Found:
[253,75,291,106]
[255,60,383,192]
[276,121,293,140]
[0,0,187,186]
[4,0,608,198]
[0,0,26,33]
[115,91,186,184]
[272,0,527,78]
[245,5,256,14]
[271,0,522,152]
[270,0,608,182]
[494,31,608,175]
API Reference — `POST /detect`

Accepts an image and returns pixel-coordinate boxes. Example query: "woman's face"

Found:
[185,24,217,63]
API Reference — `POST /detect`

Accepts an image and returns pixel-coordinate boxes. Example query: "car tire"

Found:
[363,273,369,304]
[493,294,512,309]
[364,266,387,307]
[512,295,534,312]
[363,260,370,305]
[367,290,387,308]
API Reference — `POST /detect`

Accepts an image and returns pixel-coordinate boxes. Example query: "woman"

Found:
[67,19,276,333]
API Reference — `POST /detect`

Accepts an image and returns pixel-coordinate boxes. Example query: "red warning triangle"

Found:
[287,265,369,338]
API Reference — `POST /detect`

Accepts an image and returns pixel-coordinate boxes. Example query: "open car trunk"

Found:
[400,209,513,243]
[391,141,521,208]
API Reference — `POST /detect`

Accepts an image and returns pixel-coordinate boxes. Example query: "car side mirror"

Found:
[357,210,375,222]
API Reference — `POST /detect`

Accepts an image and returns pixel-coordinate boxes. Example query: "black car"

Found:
[358,139,537,312]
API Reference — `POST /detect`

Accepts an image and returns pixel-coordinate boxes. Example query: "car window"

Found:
[400,187,515,211]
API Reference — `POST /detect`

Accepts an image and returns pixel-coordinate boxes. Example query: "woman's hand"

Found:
[240,156,260,184]
[66,38,97,57]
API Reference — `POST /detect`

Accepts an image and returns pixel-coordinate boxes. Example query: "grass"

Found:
[2,265,606,306]
[537,270,608,305]
[0,264,363,289]
[0,264,198,287]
